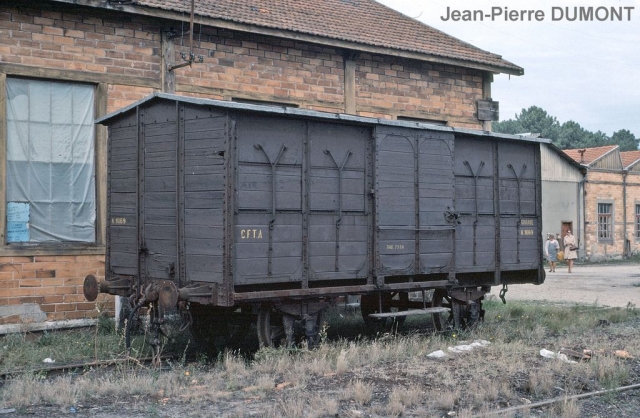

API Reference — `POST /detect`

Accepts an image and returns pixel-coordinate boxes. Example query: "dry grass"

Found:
[344,379,374,406]
[1,300,639,416]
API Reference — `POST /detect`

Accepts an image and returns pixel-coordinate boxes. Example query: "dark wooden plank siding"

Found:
[107,114,138,276]
[418,135,455,272]
[308,122,370,280]
[497,142,540,269]
[453,138,497,272]
[103,97,544,301]
[377,132,416,273]
[182,104,227,283]
[233,115,305,285]
[142,108,178,280]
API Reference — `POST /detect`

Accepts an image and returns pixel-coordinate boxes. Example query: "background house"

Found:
[563,145,640,261]
[540,142,585,256]
[0,0,522,329]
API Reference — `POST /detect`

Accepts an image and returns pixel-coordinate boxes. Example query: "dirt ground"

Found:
[496,263,640,308]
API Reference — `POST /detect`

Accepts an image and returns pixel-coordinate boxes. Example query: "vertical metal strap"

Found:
[324,149,352,271]
[463,160,485,266]
[137,107,146,295]
[254,144,287,276]
[302,122,309,288]
[177,103,186,288]
[507,163,527,263]
[414,137,420,276]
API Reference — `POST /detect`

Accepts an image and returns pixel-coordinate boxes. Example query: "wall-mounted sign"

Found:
[7,202,29,242]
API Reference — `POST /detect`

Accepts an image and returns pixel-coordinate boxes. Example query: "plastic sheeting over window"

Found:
[6,78,96,243]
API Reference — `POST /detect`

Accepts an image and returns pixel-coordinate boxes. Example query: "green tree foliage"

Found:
[611,129,639,151]
[493,106,638,150]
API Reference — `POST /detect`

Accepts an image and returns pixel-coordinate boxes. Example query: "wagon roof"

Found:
[61,0,523,75]
[97,92,548,145]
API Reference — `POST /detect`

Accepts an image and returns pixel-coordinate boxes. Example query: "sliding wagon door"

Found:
[375,127,455,278]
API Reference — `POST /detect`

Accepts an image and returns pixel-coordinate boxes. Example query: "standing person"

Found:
[564,230,578,273]
[544,233,560,272]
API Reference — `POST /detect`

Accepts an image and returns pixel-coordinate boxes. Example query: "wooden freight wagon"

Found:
[84,93,545,351]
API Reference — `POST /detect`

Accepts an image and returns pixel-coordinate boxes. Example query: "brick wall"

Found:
[0,255,108,325]
[173,29,484,127]
[0,6,162,78]
[355,54,484,128]
[0,1,490,325]
[584,171,640,260]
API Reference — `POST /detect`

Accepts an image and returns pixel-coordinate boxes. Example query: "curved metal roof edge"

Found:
[97,92,549,144]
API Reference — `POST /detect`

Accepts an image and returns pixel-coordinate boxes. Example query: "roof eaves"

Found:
[52,0,524,75]
[97,92,547,146]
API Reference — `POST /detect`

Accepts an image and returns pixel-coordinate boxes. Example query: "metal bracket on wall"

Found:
[167,0,204,72]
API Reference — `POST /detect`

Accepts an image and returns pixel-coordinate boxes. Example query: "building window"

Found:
[597,203,612,242]
[636,204,640,239]
[5,78,95,243]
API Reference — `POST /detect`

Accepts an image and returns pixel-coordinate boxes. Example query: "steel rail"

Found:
[474,382,640,417]
[0,356,164,381]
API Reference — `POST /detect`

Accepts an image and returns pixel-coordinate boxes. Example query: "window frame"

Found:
[0,73,106,256]
[596,200,614,244]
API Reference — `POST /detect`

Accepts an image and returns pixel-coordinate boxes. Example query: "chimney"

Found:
[578,149,586,164]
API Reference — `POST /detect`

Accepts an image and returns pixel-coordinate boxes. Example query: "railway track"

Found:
[0,356,168,381]
[474,383,640,417]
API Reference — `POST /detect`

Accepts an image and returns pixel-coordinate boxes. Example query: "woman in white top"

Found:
[563,230,578,273]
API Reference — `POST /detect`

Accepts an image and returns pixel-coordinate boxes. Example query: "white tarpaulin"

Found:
[6,78,95,242]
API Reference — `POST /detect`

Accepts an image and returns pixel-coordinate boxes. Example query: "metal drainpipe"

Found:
[623,170,628,258]
[578,174,587,259]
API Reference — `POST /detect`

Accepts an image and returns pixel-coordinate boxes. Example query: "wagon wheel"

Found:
[432,289,483,331]
[190,304,249,356]
[431,289,454,331]
[257,306,293,348]
[307,309,325,348]
[257,306,324,348]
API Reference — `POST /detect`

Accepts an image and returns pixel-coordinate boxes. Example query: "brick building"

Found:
[0,0,522,329]
[564,146,640,261]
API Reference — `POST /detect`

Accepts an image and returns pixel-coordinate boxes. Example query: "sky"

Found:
[379,0,640,138]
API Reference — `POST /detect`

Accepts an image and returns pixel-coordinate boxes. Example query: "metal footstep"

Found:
[368,307,449,319]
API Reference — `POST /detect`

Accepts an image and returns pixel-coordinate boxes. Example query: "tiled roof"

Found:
[129,0,522,74]
[563,145,618,166]
[620,151,640,169]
